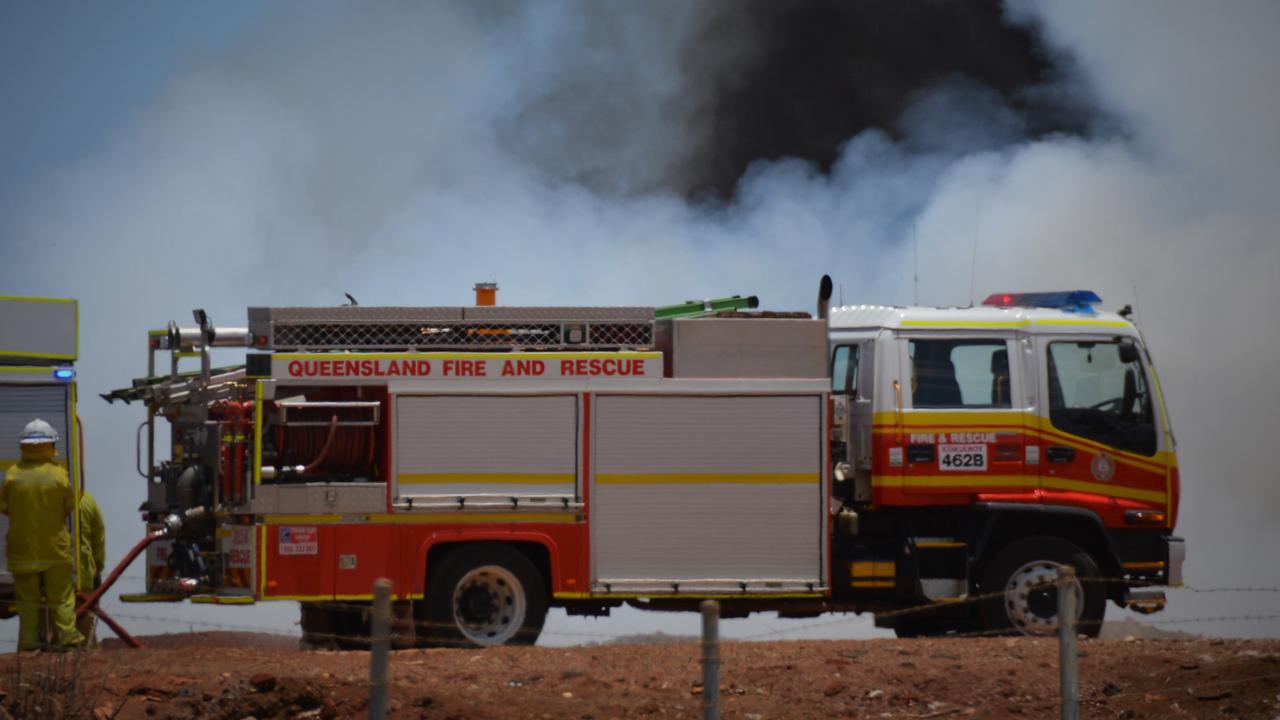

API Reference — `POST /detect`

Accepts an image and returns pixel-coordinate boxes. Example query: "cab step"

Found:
[190,594,257,605]
[119,593,185,603]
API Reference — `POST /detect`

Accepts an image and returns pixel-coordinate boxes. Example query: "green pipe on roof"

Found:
[655,295,759,319]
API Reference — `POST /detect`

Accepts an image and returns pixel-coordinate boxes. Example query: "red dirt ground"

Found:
[1,633,1278,719]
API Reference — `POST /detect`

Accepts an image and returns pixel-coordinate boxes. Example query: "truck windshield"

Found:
[1047,341,1156,456]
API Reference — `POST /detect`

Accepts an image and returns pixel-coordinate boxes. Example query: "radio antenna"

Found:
[912,221,920,306]
[969,195,981,307]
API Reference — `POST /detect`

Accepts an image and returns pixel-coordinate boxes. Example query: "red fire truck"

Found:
[103,281,1182,645]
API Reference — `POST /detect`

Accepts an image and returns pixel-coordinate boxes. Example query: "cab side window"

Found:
[831,345,858,396]
[1047,341,1156,456]
[908,339,1011,409]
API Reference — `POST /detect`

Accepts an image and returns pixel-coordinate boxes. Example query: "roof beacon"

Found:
[982,290,1102,313]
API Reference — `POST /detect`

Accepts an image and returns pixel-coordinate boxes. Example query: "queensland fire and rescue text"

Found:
[281,356,654,379]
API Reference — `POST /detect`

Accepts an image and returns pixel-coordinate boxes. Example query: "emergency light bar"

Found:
[982,290,1102,313]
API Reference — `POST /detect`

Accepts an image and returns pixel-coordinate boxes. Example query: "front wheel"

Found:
[980,537,1105,637]
[420,543,548,647]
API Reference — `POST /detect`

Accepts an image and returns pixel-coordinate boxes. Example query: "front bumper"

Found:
[1117,536,1183,613]
[1115,531,1185,585]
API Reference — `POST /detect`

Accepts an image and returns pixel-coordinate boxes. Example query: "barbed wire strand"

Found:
[6,578,1280,651]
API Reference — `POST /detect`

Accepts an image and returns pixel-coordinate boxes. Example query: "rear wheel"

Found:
[420,543,548,647]
[980,537,1105,637]
[300,602,347,650]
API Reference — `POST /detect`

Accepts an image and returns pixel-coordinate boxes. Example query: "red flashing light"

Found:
[982,291,1102,311]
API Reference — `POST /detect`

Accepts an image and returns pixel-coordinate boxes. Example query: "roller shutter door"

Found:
[592,394,822,590]
[395,395,577,499]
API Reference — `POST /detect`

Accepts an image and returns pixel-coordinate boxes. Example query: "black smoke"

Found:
[680,0,1096,199]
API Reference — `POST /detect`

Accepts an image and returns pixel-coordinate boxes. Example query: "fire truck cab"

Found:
[829,291,1182,636]
[104,284,1182,645]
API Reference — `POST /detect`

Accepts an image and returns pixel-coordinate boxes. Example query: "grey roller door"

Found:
[592,395,823,591]
[395,395,578,499]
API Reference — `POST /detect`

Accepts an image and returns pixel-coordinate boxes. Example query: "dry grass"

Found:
[4,650,108,719]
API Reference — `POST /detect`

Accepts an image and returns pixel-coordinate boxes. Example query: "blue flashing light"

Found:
[982,290,1103,313]
[53,367,75,381]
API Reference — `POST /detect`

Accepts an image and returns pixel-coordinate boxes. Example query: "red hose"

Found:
[302,415,339,475]
[76,532,161,618]
[92,605,142,649]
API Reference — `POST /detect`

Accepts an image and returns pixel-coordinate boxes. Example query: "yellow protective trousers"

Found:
[14,565,83,650]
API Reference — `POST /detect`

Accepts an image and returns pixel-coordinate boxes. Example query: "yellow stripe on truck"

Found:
[878,474,1027,489]
[870,411,1172,474]
[899,318,1130,330]
[851,561,895,578]
[595,472,818,485]
[1041,478,1166,503]
[875,474,1166,503]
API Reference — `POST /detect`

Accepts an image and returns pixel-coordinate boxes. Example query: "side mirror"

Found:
[1118,339,1139,364]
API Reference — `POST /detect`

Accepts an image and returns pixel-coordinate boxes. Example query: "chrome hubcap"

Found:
[1002,560,1083,635]
[452,565,526,645]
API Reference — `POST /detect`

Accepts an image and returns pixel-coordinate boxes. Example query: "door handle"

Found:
[907,444,935,463]
[1047,445,1075,463]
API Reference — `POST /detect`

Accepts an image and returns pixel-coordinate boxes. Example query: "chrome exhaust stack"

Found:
[817,274,834,320]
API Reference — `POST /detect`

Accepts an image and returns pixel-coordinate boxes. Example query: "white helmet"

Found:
[19,419,58,445]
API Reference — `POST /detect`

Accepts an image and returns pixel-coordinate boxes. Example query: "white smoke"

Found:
[1,1,1277,643]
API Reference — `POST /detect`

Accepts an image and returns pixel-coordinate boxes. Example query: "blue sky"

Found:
[0,3,263,213]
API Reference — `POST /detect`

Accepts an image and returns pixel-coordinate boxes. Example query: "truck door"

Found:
[898,334,1029,498]
[591,392,825,594]
[1035,336,1168,510]
[831,339,874,502]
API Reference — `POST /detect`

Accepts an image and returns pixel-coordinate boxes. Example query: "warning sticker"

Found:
[227,526,254,568]
[278,526,318,556]
[149,540,172,567]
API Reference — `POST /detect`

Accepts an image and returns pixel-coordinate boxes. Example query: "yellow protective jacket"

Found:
[0,459,74,572]
[78,492,106,588]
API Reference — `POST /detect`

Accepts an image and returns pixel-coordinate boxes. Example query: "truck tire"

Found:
[299,602,336,650]
[980,537,1105,637]
[421,543,548,647]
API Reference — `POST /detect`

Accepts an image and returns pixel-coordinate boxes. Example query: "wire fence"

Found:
[6,576,1278,647]
[2,578,1279,719]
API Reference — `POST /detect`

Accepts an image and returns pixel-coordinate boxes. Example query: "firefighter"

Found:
[0,419,84,650]
[76,490,106,647]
